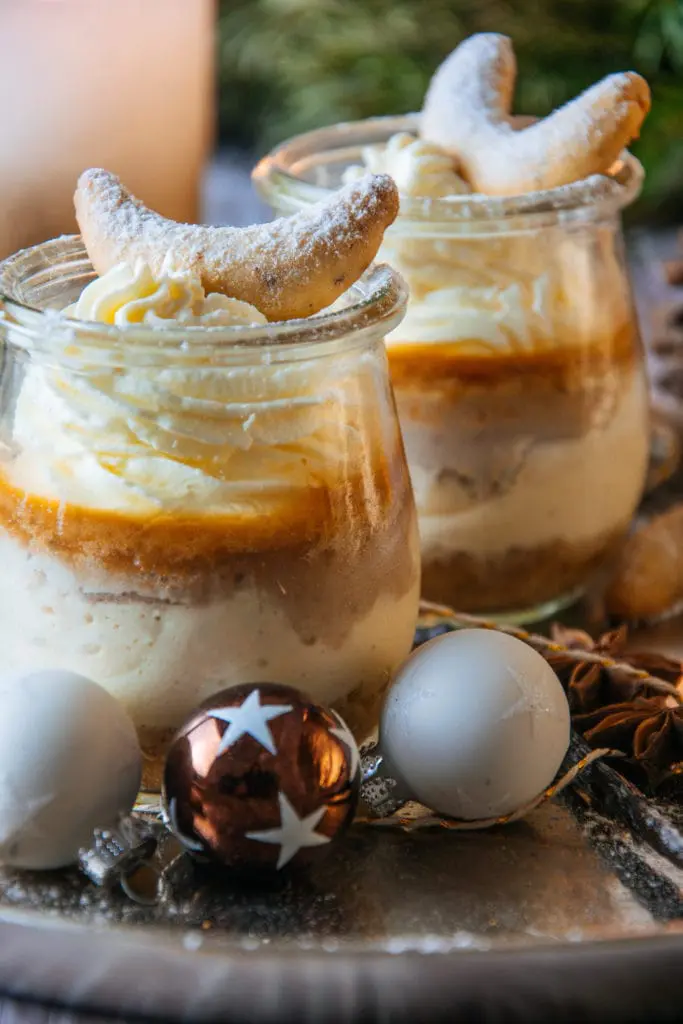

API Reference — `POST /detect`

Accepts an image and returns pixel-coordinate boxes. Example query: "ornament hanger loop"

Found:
[120,860,167,906]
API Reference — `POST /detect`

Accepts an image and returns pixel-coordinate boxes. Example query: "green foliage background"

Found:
[217,0,683,221]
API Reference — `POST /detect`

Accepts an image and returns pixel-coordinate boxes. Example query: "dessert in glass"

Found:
[254,33,652,621]
[0,170,420,788]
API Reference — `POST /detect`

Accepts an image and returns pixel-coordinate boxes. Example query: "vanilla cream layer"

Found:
[411,368,649,560]
[343,133,470,199]
[0,530,420,730]
[65,262,268,329]
[379,226,630,350]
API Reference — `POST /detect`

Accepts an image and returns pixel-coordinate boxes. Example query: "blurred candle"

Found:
[0,0,214,259]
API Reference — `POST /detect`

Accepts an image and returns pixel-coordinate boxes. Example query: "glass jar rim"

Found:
[253,113,644,229]
[0,236,407,366]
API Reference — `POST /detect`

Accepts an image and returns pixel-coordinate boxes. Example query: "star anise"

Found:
[548,623,683,792]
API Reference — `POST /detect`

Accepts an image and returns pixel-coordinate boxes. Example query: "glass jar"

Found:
[254,115,651,621]
[0,237,419,789]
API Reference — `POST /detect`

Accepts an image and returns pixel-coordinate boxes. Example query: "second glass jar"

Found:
[255,115,650,621]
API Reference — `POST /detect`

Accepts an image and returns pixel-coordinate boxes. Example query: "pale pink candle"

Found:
[0,0,214,259]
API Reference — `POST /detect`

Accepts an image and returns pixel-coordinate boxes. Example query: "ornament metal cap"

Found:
[360,744,411,817]
[78,814,158,890]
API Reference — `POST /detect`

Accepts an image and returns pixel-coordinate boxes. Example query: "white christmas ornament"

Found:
[0,670,142,869]
[379,629,570,819]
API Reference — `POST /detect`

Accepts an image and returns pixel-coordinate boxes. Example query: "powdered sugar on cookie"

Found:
[345,33,649,199]
[75,169,399,321]
[421,33,650,196]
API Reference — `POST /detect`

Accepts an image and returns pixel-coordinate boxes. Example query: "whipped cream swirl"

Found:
[10,264,368,513]
[343,132,470,199]
[66,261,268,328]
[343,132,628,350]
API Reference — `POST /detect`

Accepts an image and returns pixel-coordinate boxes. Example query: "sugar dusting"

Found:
[78,169,394,266]
[75,169,399,320]
[420,33,650,194]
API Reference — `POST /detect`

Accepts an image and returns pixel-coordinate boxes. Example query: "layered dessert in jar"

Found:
[254,33,652,619]
[0,170,420,787]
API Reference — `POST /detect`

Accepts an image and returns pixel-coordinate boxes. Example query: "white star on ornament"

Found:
[208,690,293,756]
[330,711,360,779]
[166,797,204,853]
[245,791,331,869]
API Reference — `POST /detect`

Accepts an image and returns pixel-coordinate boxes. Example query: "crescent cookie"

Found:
[75,169,399,322]
[421,33,650,196]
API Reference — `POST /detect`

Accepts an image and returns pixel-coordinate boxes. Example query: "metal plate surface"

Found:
[2,796,683,1023]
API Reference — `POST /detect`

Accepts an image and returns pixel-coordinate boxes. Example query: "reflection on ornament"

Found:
[330,711,361,779]
[0,778,55,858]
[165,797,204,853]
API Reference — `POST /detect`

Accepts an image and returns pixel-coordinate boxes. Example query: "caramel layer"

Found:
[0,457,397,582]
[421,527,627,614]
[0,454,418,653]
[387,322,640,391]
